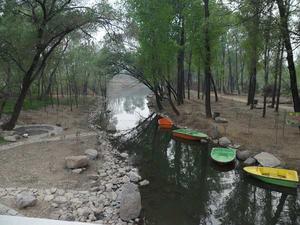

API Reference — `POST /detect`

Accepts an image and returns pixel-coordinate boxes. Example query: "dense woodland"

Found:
[1,0,300,130]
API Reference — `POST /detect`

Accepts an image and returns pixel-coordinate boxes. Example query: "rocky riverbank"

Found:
[147,94,300,172]
[0,97,148,224]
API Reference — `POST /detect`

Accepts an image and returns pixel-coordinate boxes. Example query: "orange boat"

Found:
[158,117,174,129]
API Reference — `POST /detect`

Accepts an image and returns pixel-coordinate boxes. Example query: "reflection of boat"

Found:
[244,175,298,195]
[158,117,174,129]
[243,166,299,188]
[210,160,236,172]
[211,147,236,164]
[172,128,208,141]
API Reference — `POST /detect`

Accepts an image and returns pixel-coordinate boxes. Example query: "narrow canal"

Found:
[105,75,300,225]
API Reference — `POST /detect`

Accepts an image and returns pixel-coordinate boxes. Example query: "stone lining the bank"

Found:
[0,98,144,224]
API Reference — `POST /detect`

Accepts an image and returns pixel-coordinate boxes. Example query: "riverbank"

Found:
[148,92,300,172]
[0,96,145,224]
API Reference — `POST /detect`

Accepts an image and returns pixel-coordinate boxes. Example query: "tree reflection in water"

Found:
[113,117,299,225]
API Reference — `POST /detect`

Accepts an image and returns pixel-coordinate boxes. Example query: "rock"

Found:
[254,152,281,167]
[85,149,98,160]
[77,207,91,217]
[218,137,231,147]
[50,188,57,194]
[237,150,252,161]
[4,135,17,142]
[120,153,129,159]
[88,173,99,180]
[72,168,83,174]
[209,124,220,139]
[44,195,54,202]
[107,124,116,133]
[128,171,141,183]
[139,180,150,186]
[119,183,141,221]
[243,157,257,166]
[53,196,67,204]
[215,117,228,123]
[22,133,29,138]
[65,156,89,169]
[16,191,37,209]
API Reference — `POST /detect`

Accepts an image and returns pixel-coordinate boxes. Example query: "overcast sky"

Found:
[84,0,120,42]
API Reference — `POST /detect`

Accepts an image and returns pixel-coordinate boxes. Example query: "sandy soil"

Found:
[0,98,99,190]
[153,91,300,172]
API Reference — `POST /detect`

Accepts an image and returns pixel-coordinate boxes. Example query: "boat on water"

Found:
[158,117,174,129]
[172,128,208,141]
[243,166,299,188]
[211,147,236,164]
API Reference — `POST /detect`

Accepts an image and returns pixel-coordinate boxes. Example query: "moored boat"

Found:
[172,128,208,141]
[158,117,174,129]
[211,147,236,164]
[243,166,299,188]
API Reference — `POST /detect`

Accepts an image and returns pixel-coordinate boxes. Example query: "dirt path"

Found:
[0,132,97,152]
[219,94,294,111]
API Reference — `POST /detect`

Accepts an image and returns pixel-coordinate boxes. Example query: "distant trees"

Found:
[0,0,113,130]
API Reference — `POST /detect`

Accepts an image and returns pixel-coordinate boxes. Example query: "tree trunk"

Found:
[271,41,281,108]
[197,66,201,99]
[235,44,240,94]
[177,16,185,105]
[203,0,212,118]
[1,77,32,130]
[211,76,218,102]
[275,44,284,112]
[187,51,192,100]
[227,47,234,93]
[277,0,300,112]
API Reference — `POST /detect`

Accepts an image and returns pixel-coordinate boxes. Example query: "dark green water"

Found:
[107,75,300,225]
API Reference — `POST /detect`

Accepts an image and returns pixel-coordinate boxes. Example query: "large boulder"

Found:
[215,117,228,123]
[16,191,37,209]
[119,183,141,221]
[237,150,252,161]
[243,157,257,166]
[65,155,89,169]
[254,152,281,167]
[219,137,231,147]
[85,149,98,160]
[129,171,141,183]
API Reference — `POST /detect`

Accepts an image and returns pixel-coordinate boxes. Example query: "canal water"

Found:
[105,75,300,225]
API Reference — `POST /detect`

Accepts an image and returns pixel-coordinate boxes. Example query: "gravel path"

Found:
[0,132,97,152]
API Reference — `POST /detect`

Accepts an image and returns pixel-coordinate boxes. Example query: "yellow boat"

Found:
[243,166,299,188]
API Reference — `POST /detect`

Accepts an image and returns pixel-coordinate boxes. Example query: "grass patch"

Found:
[3,98,52,114]
[3,96,96,114]
[0,136,7,145]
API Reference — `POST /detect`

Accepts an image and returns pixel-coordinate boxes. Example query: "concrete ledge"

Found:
[0,216,95,225]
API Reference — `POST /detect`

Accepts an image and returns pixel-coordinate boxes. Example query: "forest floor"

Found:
[0,99,99,190]
[153,91,300,172]
[0,99,100,217]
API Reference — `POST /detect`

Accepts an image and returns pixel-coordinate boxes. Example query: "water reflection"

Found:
[107,75,150,131]
[119,121,300,225]
[106,75,300,225]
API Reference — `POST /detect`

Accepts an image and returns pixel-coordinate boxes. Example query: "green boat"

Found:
[211,147,236,164]
[172,128,208,141]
